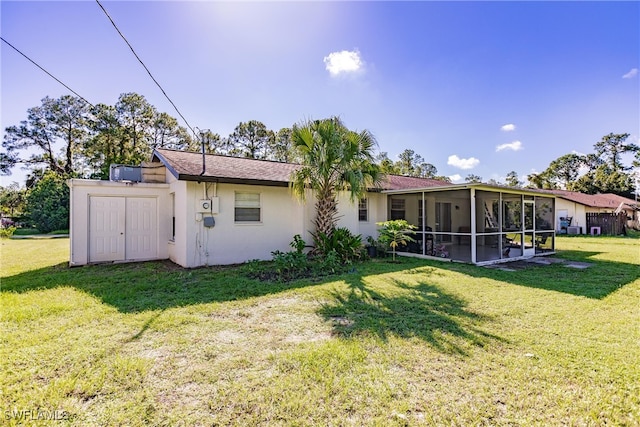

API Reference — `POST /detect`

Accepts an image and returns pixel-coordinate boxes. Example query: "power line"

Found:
[0,37,94,107]
[95,0,197,138]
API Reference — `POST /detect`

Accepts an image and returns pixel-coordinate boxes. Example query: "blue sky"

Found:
[2,1,638,186]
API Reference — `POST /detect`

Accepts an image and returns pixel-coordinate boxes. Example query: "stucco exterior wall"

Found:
[555,199,587,232]
[358,193,386,241]
[174,182,306,267]
[70,176,390,268]
[68,179,171,266]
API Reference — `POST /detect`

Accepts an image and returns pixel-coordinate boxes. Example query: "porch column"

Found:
[470,188,476,263]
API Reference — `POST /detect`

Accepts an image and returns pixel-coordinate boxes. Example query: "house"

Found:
[540,189,639,234]
[68,149,557,267]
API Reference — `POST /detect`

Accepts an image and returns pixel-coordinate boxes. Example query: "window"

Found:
[359,198,368,222]
[235,192,261,222]
[390,198,405,220]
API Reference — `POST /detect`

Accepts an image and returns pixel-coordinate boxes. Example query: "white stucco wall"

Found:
[555,199,587,233]
[70,177,391,268]
[68,179,171,266]
[174,182,306,267]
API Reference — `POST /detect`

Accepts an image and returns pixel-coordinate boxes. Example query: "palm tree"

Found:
[290,117,383,248]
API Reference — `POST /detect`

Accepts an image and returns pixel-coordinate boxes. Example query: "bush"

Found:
[271,250,310,282]
[377,220,417,261]
[313,227,363,264]
[244,234,359,282]
[0,226,16,239]
[25,172,70,233]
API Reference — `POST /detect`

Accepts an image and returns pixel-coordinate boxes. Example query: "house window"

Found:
[235,192,261,222]
[359,198,368,222]
[391,198,405,220]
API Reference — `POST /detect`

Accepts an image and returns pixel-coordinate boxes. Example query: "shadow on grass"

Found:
[3,257,505,354]
[438,249,639,299]
[318,270,504,355]
[1,258,424,314]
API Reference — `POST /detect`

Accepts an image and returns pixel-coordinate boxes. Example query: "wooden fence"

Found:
[585,212,627,235]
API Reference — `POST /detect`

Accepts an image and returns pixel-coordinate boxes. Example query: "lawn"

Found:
[1,236,639,426]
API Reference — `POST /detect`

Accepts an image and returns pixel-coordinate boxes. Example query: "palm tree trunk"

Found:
[313,190,338,237]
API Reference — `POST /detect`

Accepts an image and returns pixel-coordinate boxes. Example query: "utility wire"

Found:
[95,0,197,138]
[1,36,94,107]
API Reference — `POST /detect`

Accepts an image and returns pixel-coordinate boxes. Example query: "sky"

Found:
[1,1,639,187]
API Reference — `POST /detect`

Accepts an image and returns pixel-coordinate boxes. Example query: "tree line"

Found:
[1,93,638,232]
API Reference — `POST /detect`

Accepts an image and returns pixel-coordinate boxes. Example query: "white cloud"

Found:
[447,155,479,170]
[496,140,523,152]
[622,68,638,79]
[449,174,463,183]
[500,123,516,132]
[324,50,364,76]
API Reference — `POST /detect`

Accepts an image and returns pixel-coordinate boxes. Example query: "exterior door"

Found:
[89,197,125,262]
[89,196,158,263]
[126,198,157,260]
[435,202,452,242]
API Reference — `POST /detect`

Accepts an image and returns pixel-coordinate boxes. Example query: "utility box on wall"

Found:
[196,198,219,214]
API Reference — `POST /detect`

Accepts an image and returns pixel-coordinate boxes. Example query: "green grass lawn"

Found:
[1,236,639,426]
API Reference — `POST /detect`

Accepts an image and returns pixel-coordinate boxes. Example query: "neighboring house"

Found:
[68,149,557,267]
[541,189,639,233]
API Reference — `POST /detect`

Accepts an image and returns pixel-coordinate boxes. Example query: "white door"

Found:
[89,197,125,262]
[126,198,157,260]
[89,196,158,263]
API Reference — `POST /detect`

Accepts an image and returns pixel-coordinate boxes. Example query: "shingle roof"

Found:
[152,148,450,190]
[383,174,451,190]
[540,189,637,209]
[153,148,298,186]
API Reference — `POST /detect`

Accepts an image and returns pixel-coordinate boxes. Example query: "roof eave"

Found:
[177,174,290,187]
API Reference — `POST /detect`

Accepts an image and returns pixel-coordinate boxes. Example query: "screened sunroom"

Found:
[383,184,556,265]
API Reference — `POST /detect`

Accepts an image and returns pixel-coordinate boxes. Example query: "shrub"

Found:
[25,171,70,233]
[0,226,16,239]
[290,234,306,254]
[377,220,417,261]
[271,250,310,282]
[313,227,363,263]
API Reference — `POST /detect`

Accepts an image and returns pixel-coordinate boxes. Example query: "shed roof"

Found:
[151,148,451,190]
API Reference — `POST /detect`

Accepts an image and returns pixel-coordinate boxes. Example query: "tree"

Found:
[268,127,299,163]
[85,103,123,179]
[150,112,193,151]
[25,171,70,232]
[571,167,634,197]
[396,149,426,177]
[526,171,554,189]
[543,153,584,188]
[2,95,89,176]
[377,219,417,262]
[228,120,273,159]
[290,117,383,249]
[417,162,439,178]
[114,92,156,166]
[465,174,483,183]
[198,130,227,154]
[505,171,522,187]
[377,152,399,175]
[594,133,637,172]
[0,182,27,218]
